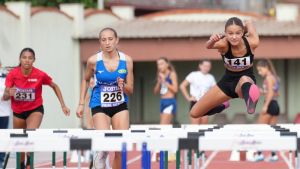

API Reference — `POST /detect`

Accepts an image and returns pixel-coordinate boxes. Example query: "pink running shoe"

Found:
[223,101,230,109]
[246,84,260,114]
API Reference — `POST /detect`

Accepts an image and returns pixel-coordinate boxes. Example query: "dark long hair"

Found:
[225,17,247,35]
[18,47,35,67]
[257,59,279,80]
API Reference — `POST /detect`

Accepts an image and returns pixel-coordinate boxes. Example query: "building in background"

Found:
[106,0,277,17]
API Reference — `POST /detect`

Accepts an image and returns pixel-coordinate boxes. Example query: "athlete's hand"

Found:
[209,33,224,43]
[62,106,70,116]
[158,73,165,83]
[117,77,125,91]
[76,105,84,118]
[9,87,17,96]
[188,96,197,102]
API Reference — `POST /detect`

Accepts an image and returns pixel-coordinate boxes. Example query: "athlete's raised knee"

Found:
[190,109,200,118]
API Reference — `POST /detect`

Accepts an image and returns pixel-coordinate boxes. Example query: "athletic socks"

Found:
[241,82,260,114]
[204,101,230,116]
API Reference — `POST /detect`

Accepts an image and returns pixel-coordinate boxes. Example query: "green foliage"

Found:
[2,0,98,8]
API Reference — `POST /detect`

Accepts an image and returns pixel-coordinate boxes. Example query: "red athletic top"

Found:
[5,66,52,113]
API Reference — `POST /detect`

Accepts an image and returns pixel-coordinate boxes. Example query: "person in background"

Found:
[180,60,229,124]
[0,61,12,168]
[85,76,95,129]
[2,48,70,169]
[76,27,134,169]
[153,57,178,124]
[254,59,280,162]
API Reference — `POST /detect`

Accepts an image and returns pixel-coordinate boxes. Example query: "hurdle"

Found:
[0,124,299,169]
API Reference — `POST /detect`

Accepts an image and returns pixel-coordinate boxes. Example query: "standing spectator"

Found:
[0,61,12,168]
[180,60,229,124]
[153,57,178,124]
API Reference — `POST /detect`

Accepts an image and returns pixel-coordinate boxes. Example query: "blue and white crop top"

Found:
[160,73,172,95]
[89,51,128,108]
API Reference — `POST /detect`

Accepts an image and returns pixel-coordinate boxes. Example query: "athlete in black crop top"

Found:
[190,17,260,119]
[222,36,254,70]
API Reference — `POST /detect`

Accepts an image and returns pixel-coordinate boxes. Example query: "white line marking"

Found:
[127,155,142,165]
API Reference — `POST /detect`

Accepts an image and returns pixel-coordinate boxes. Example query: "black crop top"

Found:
[221,36,254,70]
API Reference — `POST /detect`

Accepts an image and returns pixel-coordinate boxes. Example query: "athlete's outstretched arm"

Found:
[49,82,70,116]
[122,55,134,95]
[76,55,95,118]
[244,20,259,50]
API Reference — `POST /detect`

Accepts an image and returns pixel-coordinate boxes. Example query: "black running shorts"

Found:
[217,67,256,98]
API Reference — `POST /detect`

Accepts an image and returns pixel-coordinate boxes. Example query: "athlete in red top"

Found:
[5,66,52,113]
[2,47,70,169]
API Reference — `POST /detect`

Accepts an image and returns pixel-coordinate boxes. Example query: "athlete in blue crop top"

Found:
[190,17,260,119]
[153,57,178,124]
[76,27,134,169]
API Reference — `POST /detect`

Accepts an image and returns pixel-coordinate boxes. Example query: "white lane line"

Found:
[127,155,142,165]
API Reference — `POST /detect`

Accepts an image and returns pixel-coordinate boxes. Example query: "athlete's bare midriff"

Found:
[224,63,253,72]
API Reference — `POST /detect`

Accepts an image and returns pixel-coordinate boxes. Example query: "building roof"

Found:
[141,9,267,20]
[0,5,19,19]
[84,8,121,19]
[80,19,300,39]
[31,7,73,19]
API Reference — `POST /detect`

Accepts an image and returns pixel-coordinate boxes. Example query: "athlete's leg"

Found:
[190,85,231,118]
[23,111,43,167]
[92,113,111,169]
[190,116,202,124]
[26,112,43,129]
[111,110,129,130]
[13,115,27,168]
[13,116,26,129]
[160,114,173,124]
[93,113,111,130]
[255,112,270,162]
[189,101,203,124]
[205,101,230,116]
[268,115,279,161]
[111,110,129,169]
[258,112,271,124]
[235,76,260,114]
[199,116,209,124]
[269,116,278,125]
